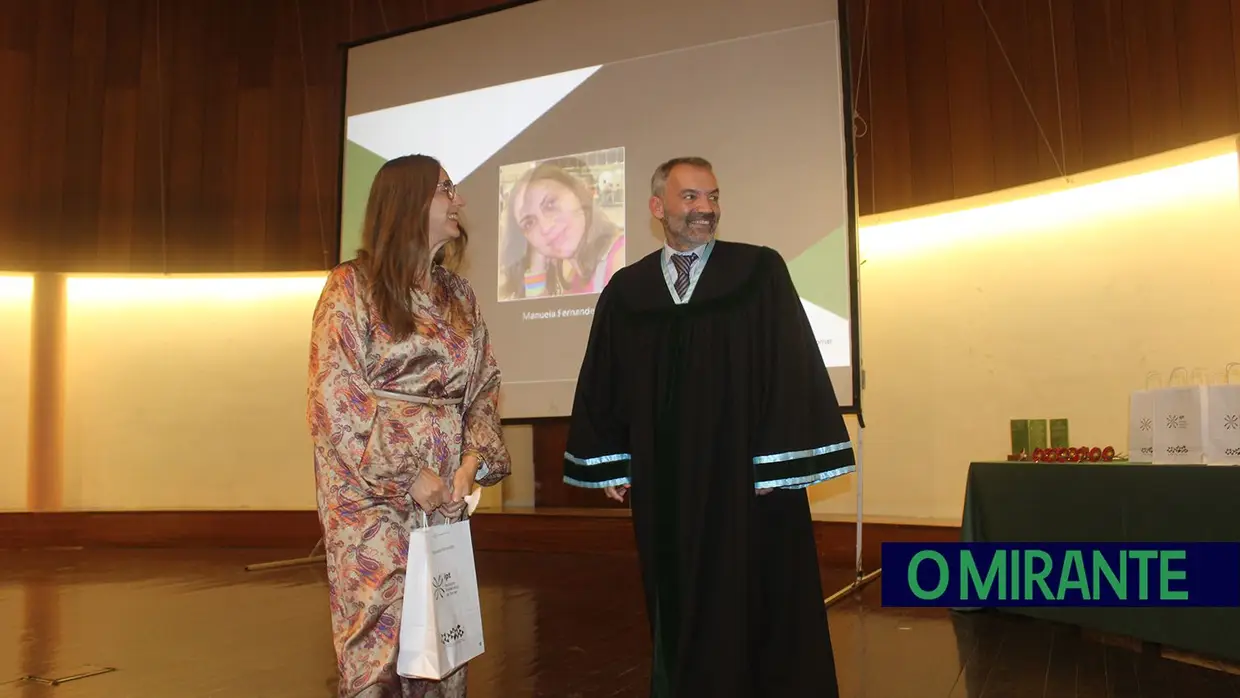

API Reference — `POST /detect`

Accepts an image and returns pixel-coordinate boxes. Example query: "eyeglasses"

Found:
[437,180,457,200]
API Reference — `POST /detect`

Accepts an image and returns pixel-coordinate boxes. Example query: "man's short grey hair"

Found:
[650,156,714,197]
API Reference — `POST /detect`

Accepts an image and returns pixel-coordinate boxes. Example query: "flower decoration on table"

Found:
[1007,446,1118,462]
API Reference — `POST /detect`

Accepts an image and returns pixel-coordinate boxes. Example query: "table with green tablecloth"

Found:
[960,461,1240,662]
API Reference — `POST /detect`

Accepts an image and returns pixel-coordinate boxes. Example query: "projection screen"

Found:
[338,0,861,420]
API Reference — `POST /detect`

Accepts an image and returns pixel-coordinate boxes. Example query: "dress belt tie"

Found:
[373,388,464,406]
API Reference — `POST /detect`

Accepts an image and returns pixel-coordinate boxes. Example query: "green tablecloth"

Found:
[960,460,1240,662]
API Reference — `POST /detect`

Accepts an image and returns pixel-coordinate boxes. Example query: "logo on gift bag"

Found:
[1225,414,1238,430]
[440,624,465,645]
[432,572,459,600]
[1166,414,1186,429]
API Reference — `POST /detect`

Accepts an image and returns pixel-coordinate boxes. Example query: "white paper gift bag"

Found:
[1205,363,1240,465]
[397,489,485,680]
[1151,368,1208,464]
[1128,371,1161,463]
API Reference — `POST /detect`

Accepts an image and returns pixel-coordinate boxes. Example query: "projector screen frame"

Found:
[333,0,865,422]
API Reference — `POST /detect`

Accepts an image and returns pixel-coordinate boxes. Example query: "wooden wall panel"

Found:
[847,0,1240,215]
[2,0,1238,269]
[0,509,959,571]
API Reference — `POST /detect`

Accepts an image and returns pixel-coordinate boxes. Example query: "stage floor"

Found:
[1,548,1237,697]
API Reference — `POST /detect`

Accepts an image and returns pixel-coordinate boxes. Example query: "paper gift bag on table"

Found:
[1127,371,1161,463]
[1151,368,1208,464]
[397,488,485,680]
[1205,363,1240,465]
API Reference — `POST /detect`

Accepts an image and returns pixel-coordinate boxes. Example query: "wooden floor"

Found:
[1,548,1238,697]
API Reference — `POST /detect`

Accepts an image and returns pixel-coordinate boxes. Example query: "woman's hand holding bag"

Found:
[410,468,451,513]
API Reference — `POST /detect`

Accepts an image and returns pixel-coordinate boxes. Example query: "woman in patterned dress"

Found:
[307,154,511,697]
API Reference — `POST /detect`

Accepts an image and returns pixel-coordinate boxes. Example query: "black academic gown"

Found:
[563,240,856,698]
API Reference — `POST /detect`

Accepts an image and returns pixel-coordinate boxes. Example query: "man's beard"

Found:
[665,212,718,245]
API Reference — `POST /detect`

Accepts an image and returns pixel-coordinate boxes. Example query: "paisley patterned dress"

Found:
[307,261,511,697]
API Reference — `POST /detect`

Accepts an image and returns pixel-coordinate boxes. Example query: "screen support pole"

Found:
[825,413,881,607]
[244,538,326,572]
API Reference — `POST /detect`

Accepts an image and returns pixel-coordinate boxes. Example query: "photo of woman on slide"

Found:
[497,149,626,302]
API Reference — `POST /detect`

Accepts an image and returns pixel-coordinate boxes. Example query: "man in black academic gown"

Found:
[562,156,856,697]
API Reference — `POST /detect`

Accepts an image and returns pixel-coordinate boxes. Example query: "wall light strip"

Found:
[0,275,34,305]
[860,149,1240,260]
[64,273,330,305]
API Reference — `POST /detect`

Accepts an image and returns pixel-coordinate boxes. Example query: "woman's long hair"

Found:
[353,154,468,339]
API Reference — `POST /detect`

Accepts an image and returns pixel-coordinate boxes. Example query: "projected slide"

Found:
[497,149,626,303]
[339,0,858,418]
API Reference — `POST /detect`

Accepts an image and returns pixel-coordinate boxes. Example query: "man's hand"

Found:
[604,484,630,503]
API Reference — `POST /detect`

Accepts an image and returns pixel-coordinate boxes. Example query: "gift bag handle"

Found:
[1225,363,1240,385]
[1190,367,1210,386]
[1168,367,1189,386]
[1144,371,1163,390]
[418,505,470,530]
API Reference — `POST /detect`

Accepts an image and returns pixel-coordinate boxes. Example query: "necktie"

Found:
[672,253,698,299]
